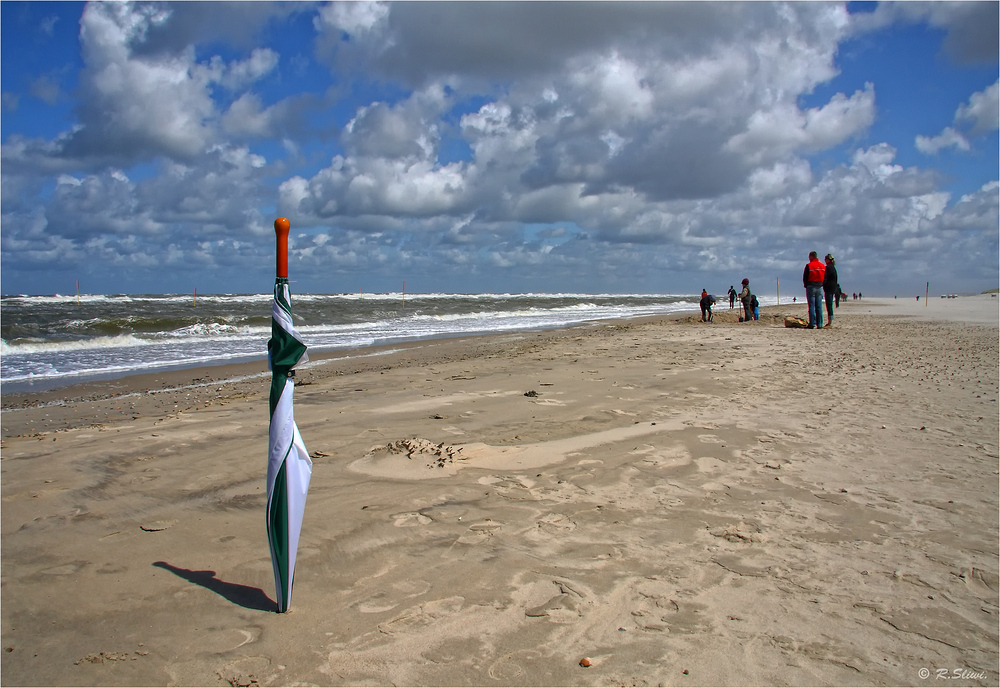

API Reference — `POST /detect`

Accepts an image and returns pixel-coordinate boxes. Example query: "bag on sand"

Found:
[784,316,808,328]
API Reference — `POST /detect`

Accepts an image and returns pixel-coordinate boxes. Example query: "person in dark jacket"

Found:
[700,292,716,322]
[727,285,737,309]
[823,254,838,328]
[739,278,752,323]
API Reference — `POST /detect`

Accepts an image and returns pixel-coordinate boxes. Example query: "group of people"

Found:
[700,251,841,328]
[700,282,758,323]
[803,251,839,329]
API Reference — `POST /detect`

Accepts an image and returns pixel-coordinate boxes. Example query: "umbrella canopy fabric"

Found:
[266,277,312,613]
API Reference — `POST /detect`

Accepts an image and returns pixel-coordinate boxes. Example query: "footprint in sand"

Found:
[353,592,399,614]
[377,597,465,634]
[352,578,433,613]
[527,513,577,540]
[216,656,270,688]
[518,577,588,624]
[391,512,432,527]
[198,628,258,654]
[41,561,88,576]
[453,521,502,545]
[488,649,543,680]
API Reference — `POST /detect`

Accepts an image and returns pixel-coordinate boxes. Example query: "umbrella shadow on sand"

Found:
[153,561,276,612]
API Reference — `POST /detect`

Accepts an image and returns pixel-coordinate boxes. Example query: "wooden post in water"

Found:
[402,281,405,309]
[776,278,779,306]
[925,282,929,306]
[76,280,80,305]
[194,287,197,307]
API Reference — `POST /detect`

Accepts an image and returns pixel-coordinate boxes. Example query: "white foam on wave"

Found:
[1,333,152,354]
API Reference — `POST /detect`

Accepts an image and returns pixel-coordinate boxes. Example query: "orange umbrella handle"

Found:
[274,218,290,278]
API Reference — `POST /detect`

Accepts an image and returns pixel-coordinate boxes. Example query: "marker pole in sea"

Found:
[266,217,313,613]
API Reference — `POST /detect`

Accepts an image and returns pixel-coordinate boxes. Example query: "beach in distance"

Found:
[1,295,998,686]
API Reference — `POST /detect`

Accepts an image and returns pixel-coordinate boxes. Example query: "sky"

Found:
[1,1,997,297]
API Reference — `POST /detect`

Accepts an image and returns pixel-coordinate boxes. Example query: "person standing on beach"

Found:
[823,254,838,327]
[803,251,826,328]
[739,278,752,322]
[728,285,737,309]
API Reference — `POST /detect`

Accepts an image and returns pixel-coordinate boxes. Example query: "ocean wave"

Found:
[1,333,152,354]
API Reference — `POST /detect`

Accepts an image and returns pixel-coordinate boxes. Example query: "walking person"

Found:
[823,254,838,328]
[739,279,753,323]
[728,285,737,309]
[803,251,826,329]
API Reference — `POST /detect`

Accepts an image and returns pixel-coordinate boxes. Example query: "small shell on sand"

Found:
[579,657,592,667]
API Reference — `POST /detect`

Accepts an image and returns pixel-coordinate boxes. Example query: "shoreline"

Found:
[4,296,996,438]
[2,295,996,685]
[0,305,738,436]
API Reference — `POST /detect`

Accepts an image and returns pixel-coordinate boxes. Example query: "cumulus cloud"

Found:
[916,79,998,155]
[956,79,1000,135]
[850,1,999,64]
[9,3,291,170]
[1,2,996,295]
[916,127,971,155]
[725,84,876,164]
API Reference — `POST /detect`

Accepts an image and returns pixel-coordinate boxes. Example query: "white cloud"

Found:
[915,127,971,155]
[916,79,998,155]
[956,79,1000,135]
[850,2,999,63]
[1,2,996,295]
[315,1,390,36]
[205,48,279,91]
[725,84,876,163]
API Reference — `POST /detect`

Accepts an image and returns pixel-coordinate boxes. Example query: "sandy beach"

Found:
[2,295,997,687]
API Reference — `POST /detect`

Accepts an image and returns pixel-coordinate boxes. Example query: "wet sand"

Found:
[2,295,997,686]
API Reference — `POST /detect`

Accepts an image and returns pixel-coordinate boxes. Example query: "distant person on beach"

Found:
[739,279,752,322]
[823,254,838,327]
[803,251,826,328]
[728,286,737,309]
[700,292,716,322]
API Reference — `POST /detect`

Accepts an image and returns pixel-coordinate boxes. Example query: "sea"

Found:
[0,291,742,393]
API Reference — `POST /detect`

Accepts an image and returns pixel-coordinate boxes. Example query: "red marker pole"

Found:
[274,218,290,279]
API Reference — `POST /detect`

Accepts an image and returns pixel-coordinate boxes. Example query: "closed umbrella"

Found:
[266,217,312,613]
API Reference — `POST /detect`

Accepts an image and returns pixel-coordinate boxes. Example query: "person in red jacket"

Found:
[802,251,826,328]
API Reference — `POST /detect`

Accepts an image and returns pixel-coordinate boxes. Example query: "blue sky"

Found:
[2,1,997,297]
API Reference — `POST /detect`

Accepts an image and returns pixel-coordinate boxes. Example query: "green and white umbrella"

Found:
[266,218,312,613]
